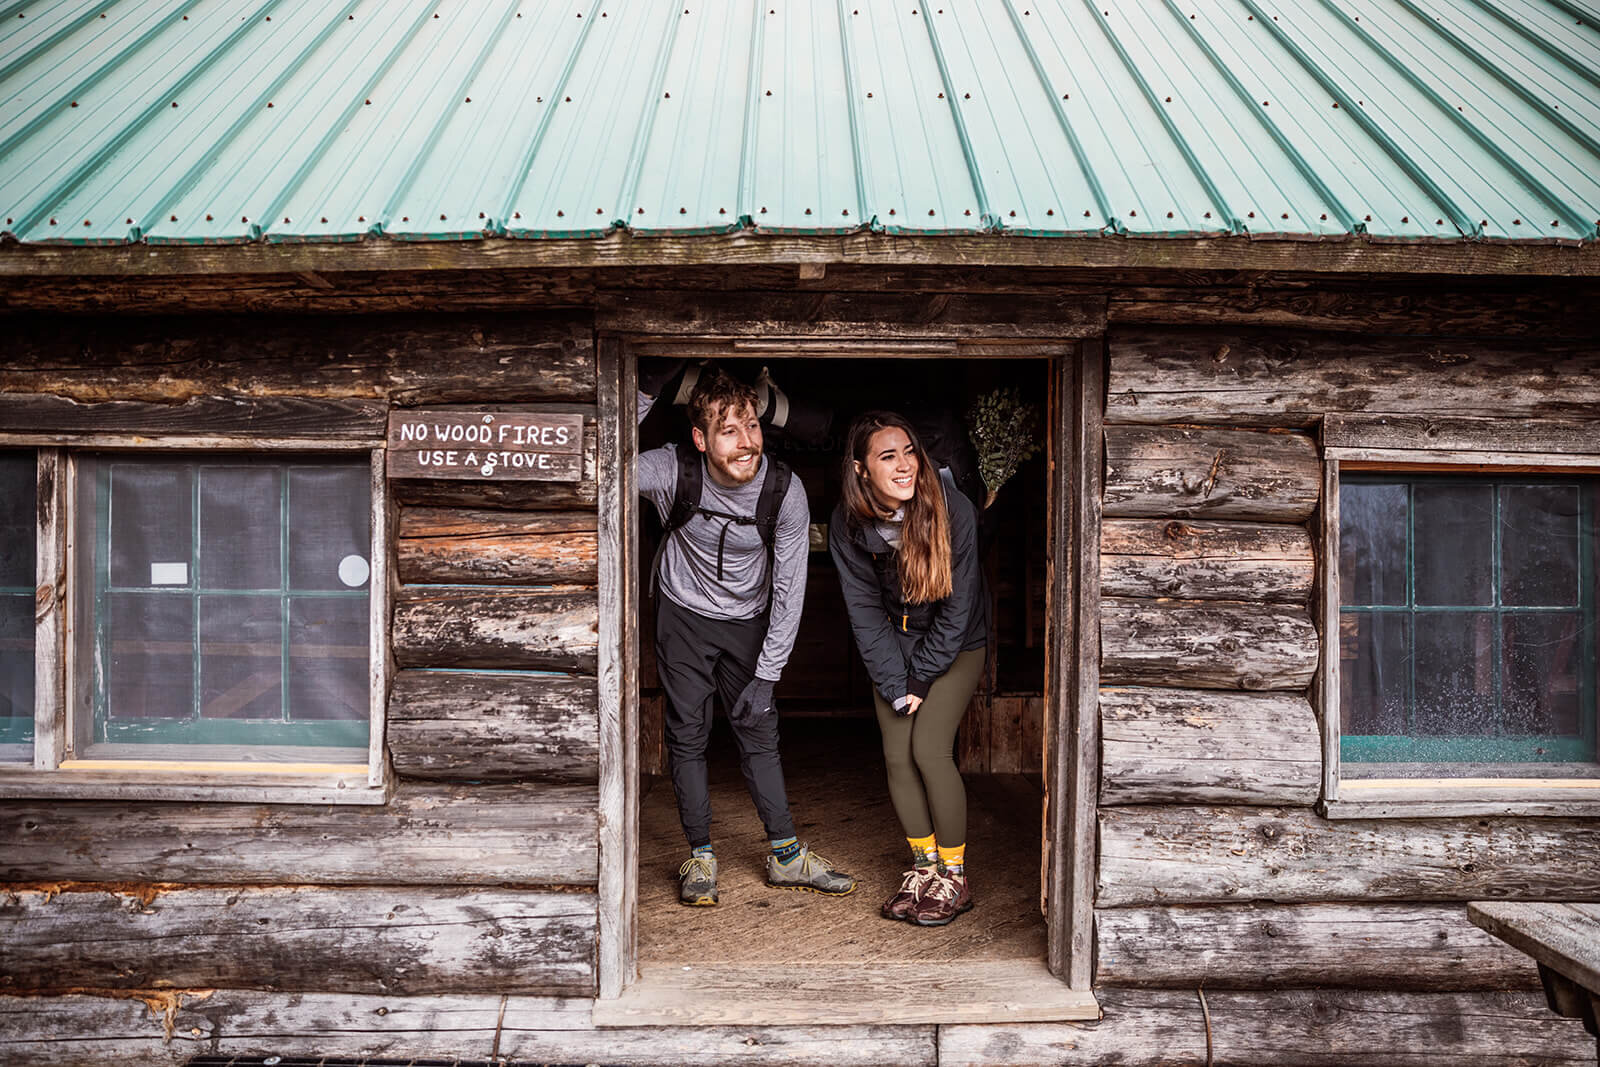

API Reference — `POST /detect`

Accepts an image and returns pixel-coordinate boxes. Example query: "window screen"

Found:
[74,455,371,754]
[1340,474,1599,771]
[0,452,35,753]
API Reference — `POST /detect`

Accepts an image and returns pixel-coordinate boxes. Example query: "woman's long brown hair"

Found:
[841,411,952,604]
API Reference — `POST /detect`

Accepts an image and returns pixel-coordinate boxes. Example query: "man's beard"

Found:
[710,447,762,486]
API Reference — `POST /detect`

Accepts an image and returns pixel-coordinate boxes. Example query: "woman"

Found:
[829,411,989,927]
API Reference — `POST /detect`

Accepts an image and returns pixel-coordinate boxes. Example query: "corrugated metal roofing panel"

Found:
[1,0,1595,249]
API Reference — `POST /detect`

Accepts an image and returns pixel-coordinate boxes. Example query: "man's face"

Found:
[693,401,763,487]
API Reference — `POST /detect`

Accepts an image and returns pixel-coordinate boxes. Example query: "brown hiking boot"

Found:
[910,870,972,926]
[881,865,936,921]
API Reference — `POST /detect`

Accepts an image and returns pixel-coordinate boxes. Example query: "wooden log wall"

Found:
[0,314,604,1012]
[1095,324,1600,997]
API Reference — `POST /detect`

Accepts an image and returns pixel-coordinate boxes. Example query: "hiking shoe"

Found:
[678,854,718,906]
[910,871,972,926]
[765,846,857,896]
[882,866,937,921]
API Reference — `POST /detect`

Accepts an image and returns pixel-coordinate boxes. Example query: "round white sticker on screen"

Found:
[338,554,370,587]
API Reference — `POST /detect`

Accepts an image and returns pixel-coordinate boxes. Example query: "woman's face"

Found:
[858,426,918,510]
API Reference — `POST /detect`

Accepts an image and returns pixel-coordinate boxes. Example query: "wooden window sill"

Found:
[1322,777,1600,819]
[0,762,390,805]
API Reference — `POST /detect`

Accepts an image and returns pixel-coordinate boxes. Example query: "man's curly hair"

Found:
[687,366,759,435]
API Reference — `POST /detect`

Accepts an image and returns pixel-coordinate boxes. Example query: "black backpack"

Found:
[648,447,793,603]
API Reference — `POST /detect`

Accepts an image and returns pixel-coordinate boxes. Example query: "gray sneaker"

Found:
[765,845,857,896]
[679,854,718,906]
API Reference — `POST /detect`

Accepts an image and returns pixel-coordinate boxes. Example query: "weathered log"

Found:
[0,992,934,1066]
[1103,425,1320,522]
[939,988,1595,1066]
[1098,806,1600,906]
[388,670,598,782]
[0,781,597,886]
[1100,687,1320,806]
[597,290,1104,339]
[0,312,595,404]
[0,886,595,995]
[1100,599,1319,692]
[1101,519,1313,603]
[1094,904,1541,990]
[392,587,598,673]
[1106,282,1595,337]
[397,507,598,585]
[1323,413,1600,457]
[1106,329,1600,427]
[0,394,386,440]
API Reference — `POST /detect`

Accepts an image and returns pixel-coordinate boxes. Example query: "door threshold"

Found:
[592,958,1100,1027]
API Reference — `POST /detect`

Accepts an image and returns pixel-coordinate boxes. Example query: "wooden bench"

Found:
[1468,902,1600,1064]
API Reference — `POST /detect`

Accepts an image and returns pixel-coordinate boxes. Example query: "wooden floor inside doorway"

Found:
[595,717,1099,1026]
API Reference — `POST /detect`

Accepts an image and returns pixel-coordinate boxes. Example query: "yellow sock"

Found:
[938,843,966,872]
[907,834,938,866]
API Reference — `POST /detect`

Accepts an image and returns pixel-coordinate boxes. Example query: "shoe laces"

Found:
[796,847,838,874]
[899,866,934,893]
[679,856,714,881]
[922,873,957,902]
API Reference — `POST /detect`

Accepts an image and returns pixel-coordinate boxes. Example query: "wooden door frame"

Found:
[595,329,1102,998]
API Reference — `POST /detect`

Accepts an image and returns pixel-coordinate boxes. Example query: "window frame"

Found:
[1321,450,1600,819]
[0,437,390,805]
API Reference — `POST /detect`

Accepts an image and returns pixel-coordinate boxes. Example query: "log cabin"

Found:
[1,1,1598,1063]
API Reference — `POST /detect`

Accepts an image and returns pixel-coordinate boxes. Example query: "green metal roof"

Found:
[2,0,1597,249]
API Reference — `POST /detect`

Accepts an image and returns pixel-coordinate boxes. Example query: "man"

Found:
[639,365,855,906]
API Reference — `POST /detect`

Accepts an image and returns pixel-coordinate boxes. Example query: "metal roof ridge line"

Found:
[1300,0,1585,236]
[381,0,525,236]
[0,0,209,206]
[1456,0,1600,90]
[497,0,603,233]
[1079,0,1235,234]
[9,0,284,241]
[141,0,367,245]
[832,0,871,229]
[616,0,689,232]
[917,2,991,229]
[0,0,118,88]
[998,0,1109,231]
[1159,0,1355,234]
[735,0,768,225]
[258,0,441,242]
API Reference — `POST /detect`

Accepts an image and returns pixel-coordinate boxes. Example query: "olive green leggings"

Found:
[871,648,987,848]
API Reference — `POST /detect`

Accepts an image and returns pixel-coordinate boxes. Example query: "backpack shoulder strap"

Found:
[754,457,792,549]
[649,447,704,597]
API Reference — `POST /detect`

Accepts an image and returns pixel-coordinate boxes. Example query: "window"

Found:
[1327,465,1600,815]
[0,451,35,761]
[0,448,386,803]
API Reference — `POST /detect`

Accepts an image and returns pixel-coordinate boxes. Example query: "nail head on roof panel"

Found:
[1401,216,1408,223]
[1167,212,1174,218]
[1281,213,1288,219]
[479,212,485,219]
[1248,211,1255,218]
[928,209,935,216]
[515,212,522,218]
[83,220,90,226]
[889,209,896,215]
[558,211,565,217]
[402,216,408,222]
[805,208,812,214]
[1047,209,1054,216]
[125,218,132,223]
[1436,219,1443,225]
[1321,214,1327,220]
[680,208,687,214]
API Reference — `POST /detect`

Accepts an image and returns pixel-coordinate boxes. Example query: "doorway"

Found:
[596,342,1099,1025]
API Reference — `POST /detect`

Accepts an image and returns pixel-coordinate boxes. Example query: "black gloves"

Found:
[730,678,776,725]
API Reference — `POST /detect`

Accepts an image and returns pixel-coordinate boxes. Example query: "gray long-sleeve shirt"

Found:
[638,443,809,682]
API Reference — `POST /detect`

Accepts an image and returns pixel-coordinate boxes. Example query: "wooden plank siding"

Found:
[1098,807,1600,907]
[387,671,598,783]
[397,507,599,586]
[1099,688,1320,806]
[0,781,598,885]
[0,886,596,995]
[1105,330,1600,428]
[1094,904,1541,990]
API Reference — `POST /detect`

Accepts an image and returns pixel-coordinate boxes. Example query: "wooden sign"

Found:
[386,409,585,481]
